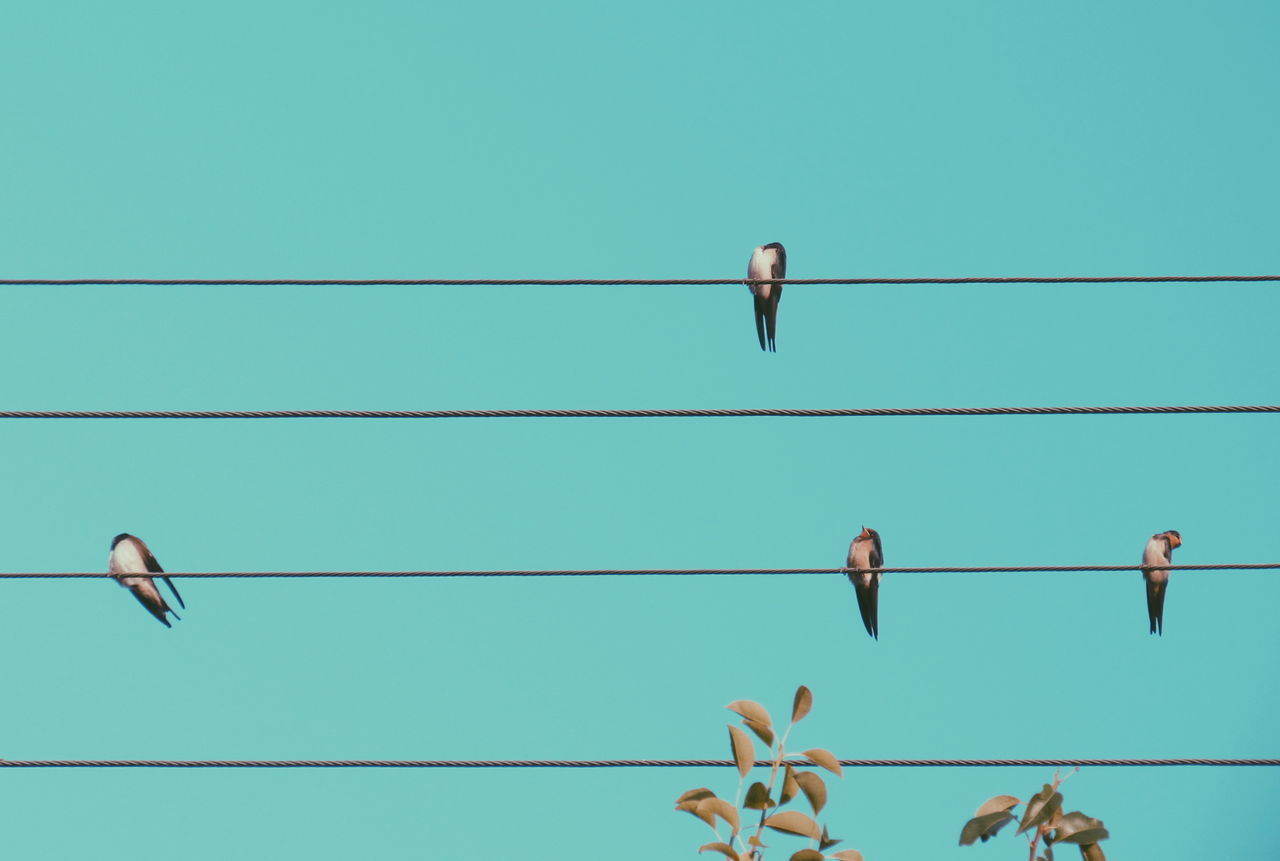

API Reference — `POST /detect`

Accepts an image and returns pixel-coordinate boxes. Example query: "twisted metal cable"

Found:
[1,758,1275,768]
[0,406,1277,420]
[1,564,1276,579]
[1,276,1278,286]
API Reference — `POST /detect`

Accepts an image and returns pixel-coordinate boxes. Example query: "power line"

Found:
[0,405,1277,420]
[0,276,1277,286]
[0,758,1275,768]
[2,564,1275,578]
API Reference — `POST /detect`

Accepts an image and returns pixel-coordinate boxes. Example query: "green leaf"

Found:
[727,699,773,728]
[779,764,800,804]
[699,797,741,834]
[974,795,1020,817]
[745,718,775,747]
[792,686,813,723]
[1052,811,1110,845]
[830,852,865,861]
[1017,784,1063,835]
[676,800,718,829]
[790,851,824,861]
[763,810,822,840]
[802,748,843,777]
[793,770,827,815]
[958,811,1015,845]
[728,725,755,778]
[743,781,776,810]
[698,842,739,859]
[675,787,717,805]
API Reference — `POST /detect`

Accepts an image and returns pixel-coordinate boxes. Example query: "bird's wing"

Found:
[140,546,186,610]
[161,576,186,609]
[855,578,879,640]
[764,291,779,351]
[871,534,883,569]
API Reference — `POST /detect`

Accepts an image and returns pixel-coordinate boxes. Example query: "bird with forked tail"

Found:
[847,526,884,639]
[746,242,786,352]
[1141,530,1181,635]
[109,533,185,627]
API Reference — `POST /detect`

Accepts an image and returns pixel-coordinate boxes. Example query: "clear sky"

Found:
[0,1,1277,858]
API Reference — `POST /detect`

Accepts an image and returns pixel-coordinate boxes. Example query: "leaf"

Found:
[1052,811,1110,845]
[748,835,766,847]
[792,685,813,724]
[699,797,741,834]
[1017,784,1063,835]
[743,781,776,810]
[802,748,844,777]
[1080,844,1107,861]
[727,700,773,729]
[675,787,717,805]
[974,795,1021,817]
[676,800,718,829]
[790,851,825,861]
[763,810,822,840]
[728,725,755,778]
[958,811,1016,845]
[794,770,827,815]
[779,764,800,804]
[699,843,739,859]
[830,852,865,861]
[745,718,775,747]
[819,825,842,851]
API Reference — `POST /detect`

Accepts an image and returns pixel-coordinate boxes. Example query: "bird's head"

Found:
[1165,530,1182,549]
[110,533,134,549]
[859,526,879,541]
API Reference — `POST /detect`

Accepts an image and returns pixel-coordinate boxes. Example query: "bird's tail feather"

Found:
[1146,581,1166,636]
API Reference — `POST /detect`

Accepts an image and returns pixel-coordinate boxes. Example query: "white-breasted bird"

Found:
[109,533,185,627]
[746,242,786,352]
[1141,530,1181,635]
[847,526,884,639]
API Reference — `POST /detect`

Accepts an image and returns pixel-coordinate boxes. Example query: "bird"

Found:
[1141,530,1181,635]
[109,533,185,627]
[746,242,786,351]
[846,526,884,639]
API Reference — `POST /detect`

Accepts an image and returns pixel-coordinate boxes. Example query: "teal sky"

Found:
[1,1,1278,858]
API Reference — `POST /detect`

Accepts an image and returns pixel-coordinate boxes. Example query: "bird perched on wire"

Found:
[109,533,185,627]
[1141,530,1181,635]
[846,526,884,639]
[746,242,786,351]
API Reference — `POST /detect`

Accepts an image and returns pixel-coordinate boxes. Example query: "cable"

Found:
[0,406,1277,420]
[1,276,1277,286]
[0,758,1275,768]
[2,564,1275,578]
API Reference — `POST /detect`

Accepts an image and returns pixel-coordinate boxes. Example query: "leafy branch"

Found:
[958,770,1110,860]
[674,686,864,861]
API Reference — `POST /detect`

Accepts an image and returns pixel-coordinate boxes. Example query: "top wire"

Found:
[0,276,1278,286]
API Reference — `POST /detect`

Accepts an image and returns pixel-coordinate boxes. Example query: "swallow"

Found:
[1141,530,1181,635]
[846,526,884,639]
[109,533,185,627]
[746,242,786,351]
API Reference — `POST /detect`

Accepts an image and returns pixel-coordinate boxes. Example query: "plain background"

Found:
[0,1,1277,858]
